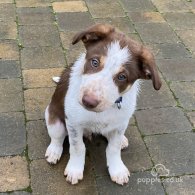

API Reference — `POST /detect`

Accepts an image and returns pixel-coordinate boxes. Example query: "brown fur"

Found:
[48,67,71,124]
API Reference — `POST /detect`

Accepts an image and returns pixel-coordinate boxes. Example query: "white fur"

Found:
[121,135,129,149]
[52,76,60,83]
[45,41,140,185]
[45,106,67,164]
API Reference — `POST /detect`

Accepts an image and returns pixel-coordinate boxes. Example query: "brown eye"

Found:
[91,58,99,68]
[118,73,127,81]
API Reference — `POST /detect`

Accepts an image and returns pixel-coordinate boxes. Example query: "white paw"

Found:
[64,161,84,185]
[45,143,63,164]
[109,162,130,185]
[121,135,129,150]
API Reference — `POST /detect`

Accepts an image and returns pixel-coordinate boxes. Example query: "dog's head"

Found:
[72,24,162,112]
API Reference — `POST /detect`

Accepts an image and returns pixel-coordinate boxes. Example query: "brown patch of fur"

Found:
[48,67,71,125]
[72,23,114,47]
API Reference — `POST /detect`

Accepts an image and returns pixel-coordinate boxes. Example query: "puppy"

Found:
[45,24,161,185]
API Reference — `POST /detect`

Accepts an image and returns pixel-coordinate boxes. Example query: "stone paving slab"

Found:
[0,22,17,39]
[137,79,176,110]
[60,31,76,50]
[163,175,195,195]
[66,43,86,64]
[16,0,51,8]
[187,112,195,128]
[164,12,195,30]
[135,107,192,135]
[135,23,179,44]
[19,25,61,47]
[86,0,125,18]
[144,132,195,176]
[120,0,156,12]
[0,79,23,112]
[53,1,88,13]
[128,12,165,23]
[151,0,190,13]
[30,157,97,195]
[56,12,94,32]
[0,4,15,23]
[23,68,64,88]
[94,17,136,33]
[24,87,55,120]
[176,30,195,54]
[170,82,195,111]
[157,58,195,81]
[0,112,25,156]
[21,47,66,69]
[0,40,19,60]
[185,0,195,10]
[146,43,192,59]
[26,120,50,160]
[0,156,29,192]
[0,0,13,3]
[0,60,21,79]
[96,172,165,195]
[17,7,55,25]
[0,192,31,195]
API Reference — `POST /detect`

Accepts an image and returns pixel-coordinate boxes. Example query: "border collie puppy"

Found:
[45,24,161,185]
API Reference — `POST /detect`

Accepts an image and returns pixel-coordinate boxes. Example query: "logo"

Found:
[137,164,183,185]
[151,164,170,177]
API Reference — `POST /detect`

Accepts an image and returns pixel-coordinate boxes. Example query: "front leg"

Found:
[64,123,86,185]
[106,130,130,185]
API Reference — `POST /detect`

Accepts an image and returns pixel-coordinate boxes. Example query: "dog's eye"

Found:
[118,73,127,81]
[91,59,99,68]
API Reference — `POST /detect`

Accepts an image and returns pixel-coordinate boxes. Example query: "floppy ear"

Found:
[72,24,115,47]
[138,46,162,90]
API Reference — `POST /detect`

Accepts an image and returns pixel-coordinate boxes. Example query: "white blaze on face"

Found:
[106,41,130,71]
[79,41,131,111]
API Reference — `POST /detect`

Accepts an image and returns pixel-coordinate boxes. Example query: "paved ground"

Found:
[0,0,195,194]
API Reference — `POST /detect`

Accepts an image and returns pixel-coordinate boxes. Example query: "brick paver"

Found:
[135,107,192,135]
[0,0,194,194]
[21,47,65,69]
[0,112,25,156]
[163,175,195,195]
[0,60,21,79]
[144,133,195,176]
[0,156,29,192]
[23,68,64,88]
[24,87,55,120]
[0,79,23,112]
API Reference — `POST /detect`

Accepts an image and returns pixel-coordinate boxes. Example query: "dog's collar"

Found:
[115,96,122,109]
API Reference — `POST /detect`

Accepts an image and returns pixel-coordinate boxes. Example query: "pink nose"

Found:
[82,94,99,109]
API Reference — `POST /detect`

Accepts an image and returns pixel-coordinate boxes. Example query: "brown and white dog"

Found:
[45,24,161,185]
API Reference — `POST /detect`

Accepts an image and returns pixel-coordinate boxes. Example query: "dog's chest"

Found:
[64,93,134,134]
[67,104,122,129]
